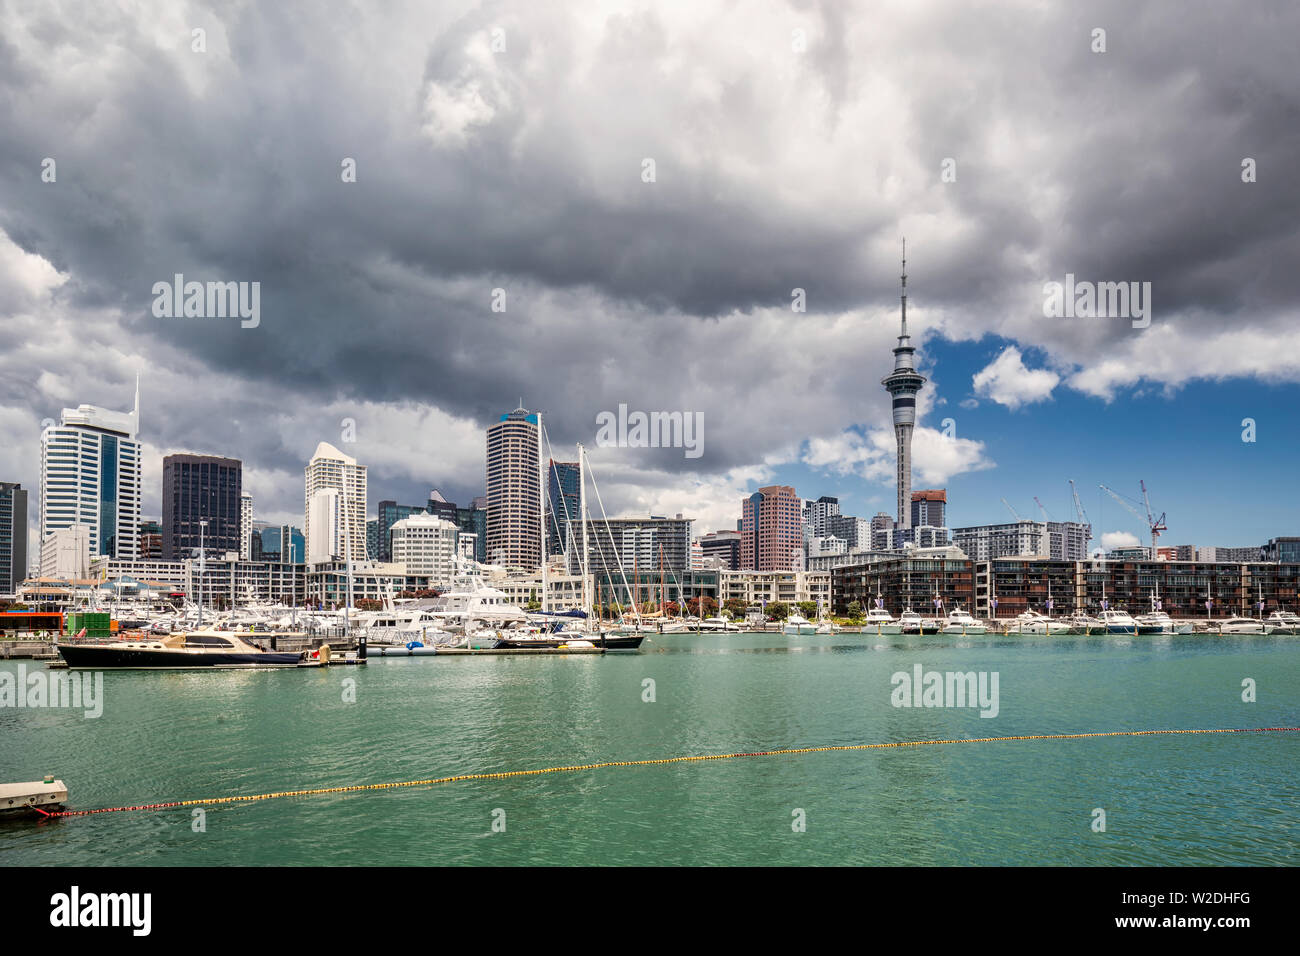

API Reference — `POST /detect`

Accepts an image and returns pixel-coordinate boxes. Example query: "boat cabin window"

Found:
[185,635,235,648]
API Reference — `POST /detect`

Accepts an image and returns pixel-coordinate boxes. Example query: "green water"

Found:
[2,632,1297,866]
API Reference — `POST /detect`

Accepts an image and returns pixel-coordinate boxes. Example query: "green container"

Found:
[65,612,113,638]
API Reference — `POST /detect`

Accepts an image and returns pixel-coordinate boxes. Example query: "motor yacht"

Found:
[941,607,987,634]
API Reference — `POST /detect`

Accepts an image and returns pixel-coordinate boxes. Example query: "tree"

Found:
[846,600,864,620]
[796,601,818,620]
[724,597,748,619]
[767,602,789,621]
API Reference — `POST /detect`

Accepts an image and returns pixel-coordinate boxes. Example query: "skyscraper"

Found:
[741,485,802,571]
[547,460,581,557]
[304,441,367,566]
[881,242,926,528]
[162,454,242,560]
[0,481,28,595]
[39,380,142,559]
[486,407,541,570]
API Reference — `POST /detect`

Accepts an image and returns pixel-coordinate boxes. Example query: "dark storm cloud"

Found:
[1,0,1298,520]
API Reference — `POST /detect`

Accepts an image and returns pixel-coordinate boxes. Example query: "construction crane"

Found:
[1033,496,1052,522]
[1068,479,1090,526]
[1002,497,1023,521]
[1099,483,1167,554]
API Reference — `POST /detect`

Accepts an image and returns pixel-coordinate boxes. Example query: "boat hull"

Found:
[58,644,303,668]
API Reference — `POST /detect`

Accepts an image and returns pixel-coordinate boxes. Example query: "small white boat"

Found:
[941,607,986,634]
[1009,611,1070,635]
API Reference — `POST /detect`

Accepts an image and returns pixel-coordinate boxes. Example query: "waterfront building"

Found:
[39,381,142,559]
[718,569,831,610]
[162,453,242,560]
[240,493,254,560]
[486,568,591,611]
[304,442,367,567]
[546,460,581,557]
[0,481,28,597]
[1198,545,1266,563]
[486,407,542,571]
[881,245,926,529]
[698,529,742,570]
[137,519,163,560]
[304,562,432,607]
[567,514,694,576]
[390,514,459,585]
[593,569,720,612]
[741,485,802,571]
[832,548,974,616]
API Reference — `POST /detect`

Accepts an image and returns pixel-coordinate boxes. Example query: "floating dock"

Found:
[420,646,607,656]
[1,778,68,814]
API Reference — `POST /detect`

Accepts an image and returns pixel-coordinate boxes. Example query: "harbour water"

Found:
[2,632,1297,866]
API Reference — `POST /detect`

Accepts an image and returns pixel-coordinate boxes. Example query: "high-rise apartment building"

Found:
[910,489,947,528]
[377,499,429,562]
[240,493,254,560]
[486,407,541,570]
[0,481,28,595]
[567,515,693,576]
[304,442,367,566]
[39,382,142,559]
[741,485,802,571]
[162,454,242,560]
[138,519,163,560]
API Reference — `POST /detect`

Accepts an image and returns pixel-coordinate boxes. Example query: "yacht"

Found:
[942,607,987,635]
[783,614,818,636]
[1136,610,1193,635]
[899,610,941,635]
[58,630,307,669]
[1094,609,1139,634]
[1010,611,1071,635]
[862,607,902,634]
[1217,617,1270,635]
[701,616,743,632]
[1067,613,1105,635]
[1265,610,1300,635]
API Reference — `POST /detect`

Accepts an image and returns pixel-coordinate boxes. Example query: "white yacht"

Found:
[1094,609,1139,634]
[1265,610,1300,634]
[1009,611,1070,635]
[942,607,987,634]
[898,609,941,634]
[701,616,743,632]
[861,607,902,634]
[1217,617,1269,635]
[1136,610,1193,635]
[783,614,817,636]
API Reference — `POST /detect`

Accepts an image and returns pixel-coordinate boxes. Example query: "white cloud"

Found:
[802,424,993,488]
[972,347,1060,409]
[1101,531,1141,550]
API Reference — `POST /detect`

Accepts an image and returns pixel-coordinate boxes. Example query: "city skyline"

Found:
[3,3,1299,557]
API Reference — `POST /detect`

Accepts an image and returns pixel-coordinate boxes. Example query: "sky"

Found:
[2,0,1298,556]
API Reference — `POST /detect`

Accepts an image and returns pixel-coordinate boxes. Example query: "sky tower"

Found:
[881,240,927,528]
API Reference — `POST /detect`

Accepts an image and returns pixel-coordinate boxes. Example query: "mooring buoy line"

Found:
[29,726,1297,819]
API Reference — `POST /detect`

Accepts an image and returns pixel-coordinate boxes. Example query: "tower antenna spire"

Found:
[900,237,907,337]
